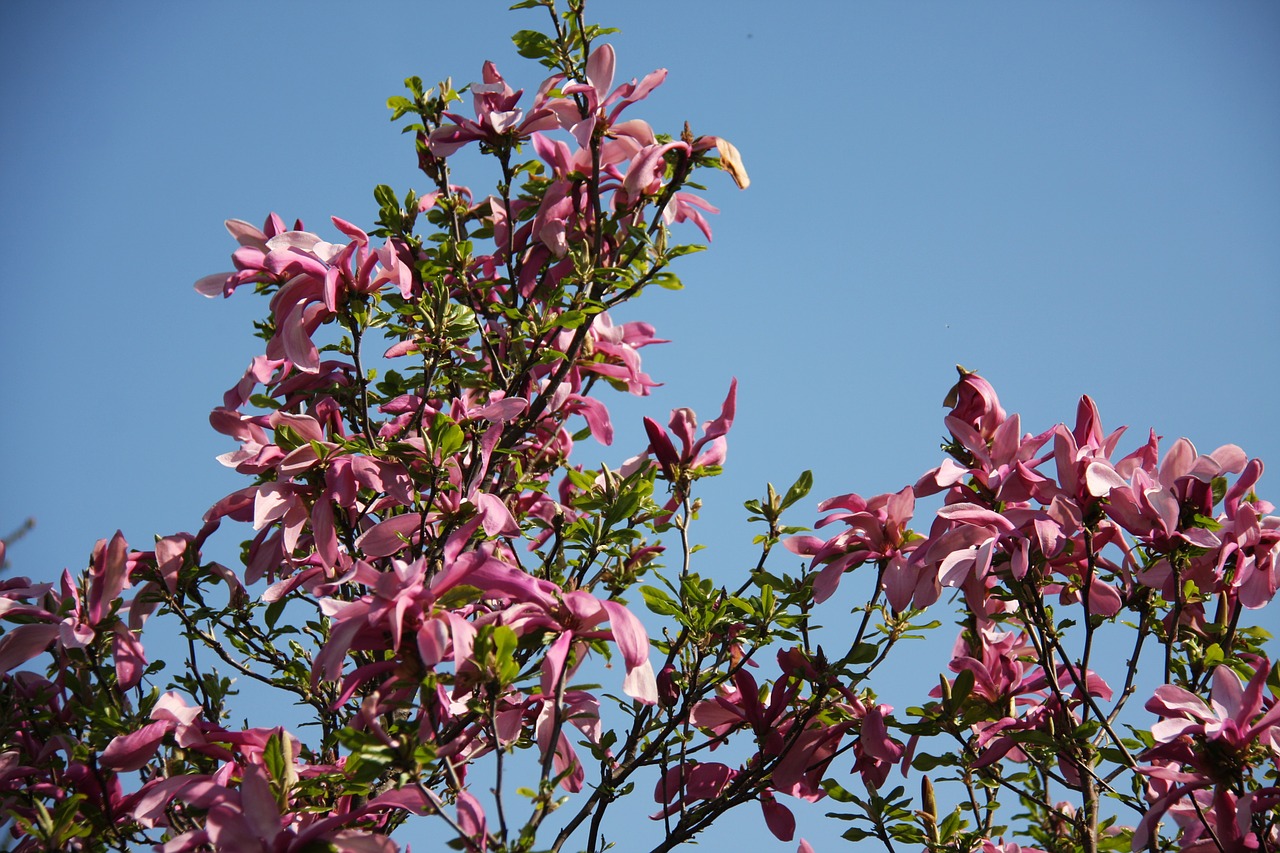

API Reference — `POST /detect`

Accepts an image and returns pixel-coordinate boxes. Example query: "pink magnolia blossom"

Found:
[1145,657,1280,760]
[943,367,1006,443]
[1133,658,1280,850]
[538,44,666,153]
[100,691,205,771]
[785,486,921,606]
[636,379,737,486]
[428,61,559,157]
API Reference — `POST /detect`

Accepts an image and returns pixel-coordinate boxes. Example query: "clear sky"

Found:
[2,1,1278,850]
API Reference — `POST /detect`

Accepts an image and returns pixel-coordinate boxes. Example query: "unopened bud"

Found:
[921,776,938,844]
[657,665,680,708]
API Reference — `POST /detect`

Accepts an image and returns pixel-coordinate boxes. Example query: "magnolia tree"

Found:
[2,3,1278,852]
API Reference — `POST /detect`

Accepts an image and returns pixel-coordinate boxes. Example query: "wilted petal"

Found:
[714,137,750,189]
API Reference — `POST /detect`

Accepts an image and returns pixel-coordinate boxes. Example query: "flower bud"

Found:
[657,664,680,707]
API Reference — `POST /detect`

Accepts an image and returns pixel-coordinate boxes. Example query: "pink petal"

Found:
[89,530,130,625]
[225,218,267,247]
[113,623,147,690]
[623,658,658,705]
[1084,461,1128,497]
[0,622,59,673]
[456,791,488,851]
[239,763,281,839]
[575,396,614,445]
[1146,683,1211,721]
[475,492,520,538]
[541,631,574,697]
[194,272,233,298]
[152,691,202,727]
[356,513,423,558]
[585,44,615,104]
[331,216,369,246]
[601,600,657,704]
[761,794,796,842]
[471,397,528,423]
[101,719,170,771]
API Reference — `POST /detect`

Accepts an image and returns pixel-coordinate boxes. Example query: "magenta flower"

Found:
[638,379,737,486]
[786,486,920,606]
[101,691,205,772]
[1145,658,1280,758]
[428,61,559,157]
[943,367,1007,443]
[538,44,667,152]
[193,214,288,299]
[1136,657,1280,850]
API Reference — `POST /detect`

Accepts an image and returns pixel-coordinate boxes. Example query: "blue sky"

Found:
[2,1,1278,849]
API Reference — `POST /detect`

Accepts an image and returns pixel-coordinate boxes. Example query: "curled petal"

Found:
[714,137,750,189]
[601,600,657,704]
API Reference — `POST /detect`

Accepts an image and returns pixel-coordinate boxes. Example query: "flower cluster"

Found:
[794,369,1278,852]
[1,5,1275,853]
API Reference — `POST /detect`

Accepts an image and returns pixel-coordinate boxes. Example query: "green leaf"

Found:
[847,642,877,665]
[429,413,466,459]
[949,667,975,710]
[373,183,398,210]
[640,585,680,618]
[264,733,287,778]
[553,310,587,329]
[781,470,813,510]
[938,809,968,839]
[911,752,958,771]
[386,95,415,120]
[666,244,706,258]
[264,598,287,631]
[511,29,555,60]
[1210,475,1228,506]
[822,779,857,803]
